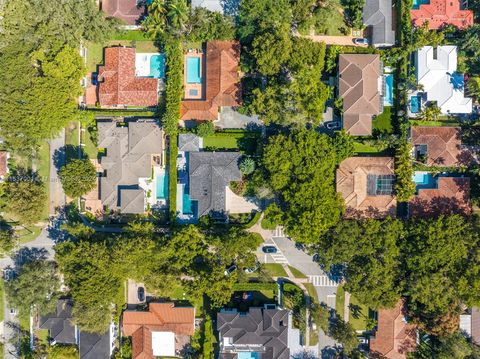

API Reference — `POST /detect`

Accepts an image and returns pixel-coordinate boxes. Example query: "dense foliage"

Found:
[394,142,416,202]
[263,129,344,243]
[59,159,97,199]
[163,40,183,135]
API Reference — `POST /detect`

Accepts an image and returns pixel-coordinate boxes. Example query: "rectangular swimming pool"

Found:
[384,74,393,106]
[182,193,193,215]
[413,172,437,190]
[237,352,259,359]
[150,54,165,78]
[186,57,201,84]
[156,173,169,200]
[410,96,421,113]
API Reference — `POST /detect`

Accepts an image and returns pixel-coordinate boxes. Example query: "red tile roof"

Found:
[411,0,473,30]
[122,303,195,359]
[0,152,8,178]
[181,41,241,121]
[98,47,158,107]
[409,176,471,218]
[370,300,417,359]
[101,0,146,25]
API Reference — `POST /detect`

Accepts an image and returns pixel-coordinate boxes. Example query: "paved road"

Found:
[256,234,340,355]
[49,130,66,216]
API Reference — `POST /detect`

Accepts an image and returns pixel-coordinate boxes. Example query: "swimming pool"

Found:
[186,57,201,84]
[183,193,193,215]
[156,173,169,200]
[237,352,259,359]
[412,0,429,9]
[384,74,393,106]
[149,54,165,78]
[410,96,421,113]
[413,172,437,190]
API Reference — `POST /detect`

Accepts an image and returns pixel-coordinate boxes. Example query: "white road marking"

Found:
[308,275,340,287]
[272,226,285,238]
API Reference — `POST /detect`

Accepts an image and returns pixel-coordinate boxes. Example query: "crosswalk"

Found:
[272,226,285,238]
[308,275,340,287]
[270,253,288,264]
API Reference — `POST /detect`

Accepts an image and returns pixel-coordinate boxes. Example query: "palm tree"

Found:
[417,103,442,122]
[467,77,480,100]
[166,0,188,33]
[142,0,167,38]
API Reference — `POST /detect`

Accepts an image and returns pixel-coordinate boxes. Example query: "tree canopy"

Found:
[59,159,97,199]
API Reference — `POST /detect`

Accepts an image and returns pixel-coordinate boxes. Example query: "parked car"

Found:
[9,308,17,317]
[262,246,278,254]
[325,121,341,130]
[91,73,98,86]
[224,265,237,276]
[244,262,260,274]
[137,287,145,302]
[353,38,369,45]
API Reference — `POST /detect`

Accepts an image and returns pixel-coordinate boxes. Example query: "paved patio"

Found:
[214,107,262,129]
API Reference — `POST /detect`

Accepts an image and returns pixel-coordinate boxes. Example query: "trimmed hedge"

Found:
[163,40,183,136]
[203,316,213,359]
[243,211,261,229]
[233,282,278,291]
[169,135,178,222]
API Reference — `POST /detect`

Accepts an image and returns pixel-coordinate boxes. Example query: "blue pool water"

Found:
[412,0,429,9]
[413,172,437,190]
[450,72,465,90]
[149,54,165,78]
[156,173,168,200]
[183,193,193,215]
[410,96,421,113]
[384,74,394,106]
[186,57,201,84]
[237,352,259,359]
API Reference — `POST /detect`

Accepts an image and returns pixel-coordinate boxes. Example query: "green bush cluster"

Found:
[163,39,183,136]
[203,316,214,359]
[169,135,178,222]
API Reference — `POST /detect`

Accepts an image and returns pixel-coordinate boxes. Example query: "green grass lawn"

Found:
[353,141,384,154]
[17,226,42,245]
[410,119,461,127]
[202,132,260,154]
[85,41,104,73]
[111,30,155,41]
[171,284,204,316]
[335,285,369,331]
[65,122,80,161]
[288,266,307,279]
[81,127,99,160]
[373,107,393,134]
[203,135,238,149]
[263,264,288,277]
[336,285,346,318]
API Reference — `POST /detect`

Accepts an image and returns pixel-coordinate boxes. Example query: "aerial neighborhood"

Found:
[2,0,480,358]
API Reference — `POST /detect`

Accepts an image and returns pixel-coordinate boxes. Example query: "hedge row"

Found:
[163,40,183,136]
[169,135,178,222]
[233,282,278,291]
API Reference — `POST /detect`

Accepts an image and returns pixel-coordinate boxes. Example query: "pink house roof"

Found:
[101,0,146,25]
[411,0,474,29]
[98,47,158,107]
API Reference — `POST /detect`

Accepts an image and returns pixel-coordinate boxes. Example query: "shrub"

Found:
[163,39,183,136]
[195,121,215,137]
[59,159,97,198]
[203,316,213,359]
[394,142,416,202]
[240,157,255,176]
[261,203,282,230]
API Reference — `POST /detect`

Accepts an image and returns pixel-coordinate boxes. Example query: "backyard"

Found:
[202,131,260,154]
[373,107,393,134]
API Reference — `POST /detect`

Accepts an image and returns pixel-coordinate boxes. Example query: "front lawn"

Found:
[263,263,288,277]
[288,266,307,279]
[202,131,260,154]
[335,285,370,331]
[373,107,393,134]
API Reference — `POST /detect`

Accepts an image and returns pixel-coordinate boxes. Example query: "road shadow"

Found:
[13,247,48,267]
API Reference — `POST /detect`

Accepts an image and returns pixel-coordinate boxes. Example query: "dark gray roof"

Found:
[98,120,163,214]
[179,134,201,152]
[79,331,111,359]
[39,299,76,345]
[189,152,241,218]
[363,0,395,47]
[217,308,290,359]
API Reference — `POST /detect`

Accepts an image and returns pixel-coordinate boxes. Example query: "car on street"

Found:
[262,246,278,254]
[137,287,145,302]
[353,38,369,45]
[9,308,17,316]
[224,265,237,276]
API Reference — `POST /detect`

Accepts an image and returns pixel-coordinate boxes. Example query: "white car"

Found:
[224,265,237,276]
[353,38,369,45]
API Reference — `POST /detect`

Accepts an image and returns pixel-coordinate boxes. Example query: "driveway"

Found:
[49,130,66,216]
[214,107,263,129]
[296,33,368,47]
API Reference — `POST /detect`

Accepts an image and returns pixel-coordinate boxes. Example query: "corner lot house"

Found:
[411,0,473,30]
[410,46,472,116]
[369,300,417,358]
[122,303,195,358]
[363,0,395,47]
[99,0,146,26]
[338,54,383,136]
[336,157,396,218]
[97,120,166,214]
[411,126,472,167]
[39,299,115,359]
[181,41,241,121]
[410,174,471,217]
[98,47,159,108]
[217,307,301,359]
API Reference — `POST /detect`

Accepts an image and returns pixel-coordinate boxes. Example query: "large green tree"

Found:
[263,129,344,243]
[59,159,97,198]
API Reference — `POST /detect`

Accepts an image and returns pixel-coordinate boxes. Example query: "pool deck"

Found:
[184,51,204,100]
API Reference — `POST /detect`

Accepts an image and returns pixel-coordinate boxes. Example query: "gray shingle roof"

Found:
[79,331,111,359]
[189,151,241,218]
[363,0,395,47]
[39,299,76,345]
[98,120,163,214]
[179,134,201,152]
[217,308,290,359]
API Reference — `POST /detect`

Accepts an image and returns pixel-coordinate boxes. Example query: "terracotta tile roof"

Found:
[338,54,382,136]
[472,307,480,345]
[101,0,146,25]
[336,157,397,218]
[409,176,471,218]
[370,300,417,359]
[181,41,241,121]
[98,47,158,107]
[411,0,473,29]
[411,126,464,167]
[0,151,8,178]
[122,303,195,359]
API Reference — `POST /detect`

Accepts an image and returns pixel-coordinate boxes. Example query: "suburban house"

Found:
[39,299,115,359]
[338,54,383,136]
[217,307,301,359]
[411,126,473,167]
[181,41,241,121]
[411,0,473,30]
[409,174,471,217]
[459,308,480,345]
[122,302,195,358]
[336,157,397,218]
[97,119,166,214]
[369,300,417,358]
[99,0,147,27]
[410,46,472,116]
[97,47,159,108]
[0,151,9,182]
[363,0,395,47]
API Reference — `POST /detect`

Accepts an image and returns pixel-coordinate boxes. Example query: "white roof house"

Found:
[415,46,472,114]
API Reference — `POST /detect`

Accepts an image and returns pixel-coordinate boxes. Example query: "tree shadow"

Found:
[13,247,48,268]
[349,303,362,319]
[53,145,87,172]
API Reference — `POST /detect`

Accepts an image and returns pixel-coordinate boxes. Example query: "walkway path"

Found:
[48,130,66,216]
